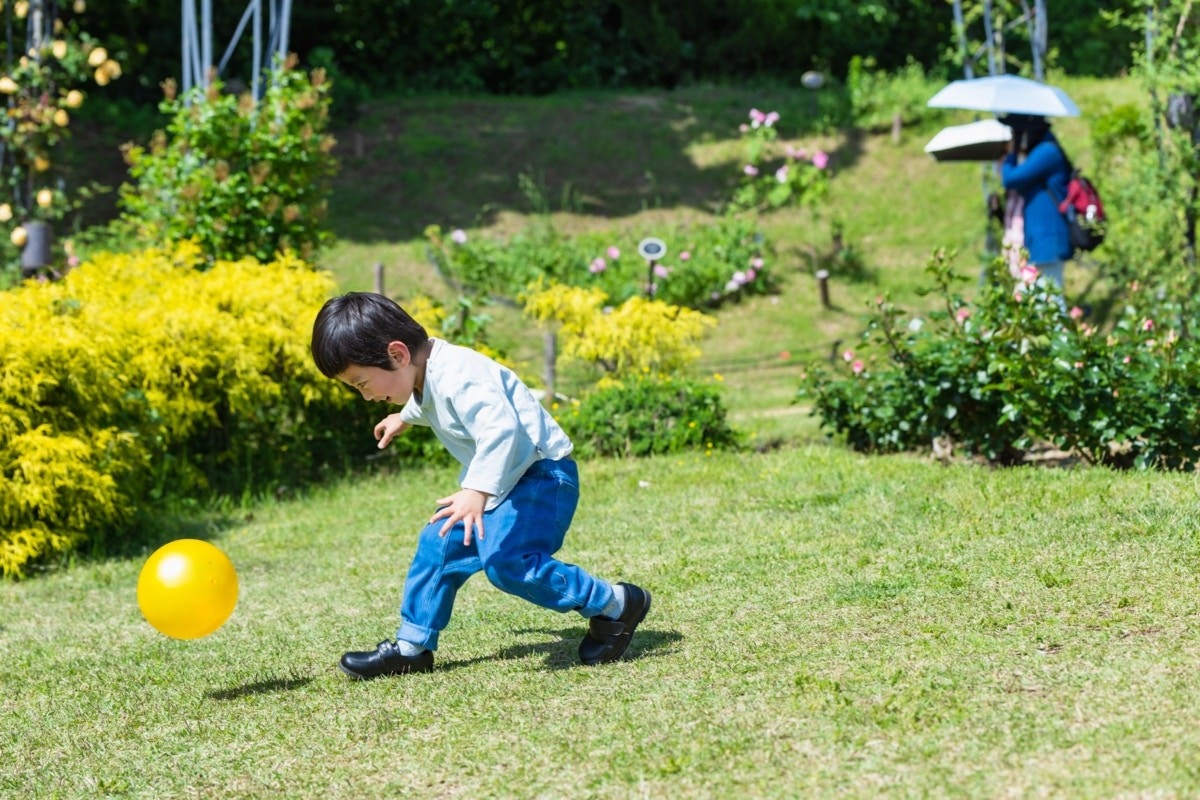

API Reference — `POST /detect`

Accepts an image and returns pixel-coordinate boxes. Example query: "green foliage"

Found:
[559,374,739,458]
[118,60,337,264]
[0,5,120,281]
[726,107,832,215]
[845,55,944,132]
[74,0,1140,108]
[427,216,777,310]
[1086,2,1200,319]
[801,250,1200,469]
[305,46,371,125]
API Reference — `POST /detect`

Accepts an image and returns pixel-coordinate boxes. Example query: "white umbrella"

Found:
[923,118,1011,162]
[927,75,1080,117]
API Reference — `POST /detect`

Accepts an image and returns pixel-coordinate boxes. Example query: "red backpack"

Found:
[1057,170,1107,252]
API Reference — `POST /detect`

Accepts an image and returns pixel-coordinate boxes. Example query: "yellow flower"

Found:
[52,40,68,60]
[36,188,53,208]
[102,59,121,79]
[53,109,69,127]
[93,67,110,86]
[33,156,50,172]
[14,1,28,20]
[65,89,84,108]
[712,372,724,382]
[74,0,86,12]
[0,77,18,95]
[87,46,108,68]
[11,226,27,247]
[0,204,12,222]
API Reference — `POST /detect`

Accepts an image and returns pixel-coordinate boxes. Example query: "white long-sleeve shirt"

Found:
[399,338,573,509]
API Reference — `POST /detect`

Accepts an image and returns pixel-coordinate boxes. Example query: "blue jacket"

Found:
[1001,134,1073,263]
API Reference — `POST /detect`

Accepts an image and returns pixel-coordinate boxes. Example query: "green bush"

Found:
[118,58,337,264]
[845,55,945,132]
[801,250,1200,469]
[725,106,832,215]
[560,375,739,458]
[427,216,777,310]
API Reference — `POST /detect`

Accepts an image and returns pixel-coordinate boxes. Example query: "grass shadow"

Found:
[205,674,315,701]
[438,626,684,672]
[329,88,855,243]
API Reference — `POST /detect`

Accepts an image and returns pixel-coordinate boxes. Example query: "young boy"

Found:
[310,292,651,678]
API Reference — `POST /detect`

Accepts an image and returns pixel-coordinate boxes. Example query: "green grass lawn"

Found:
[6,78,1188,797]
[4,446,1200,797]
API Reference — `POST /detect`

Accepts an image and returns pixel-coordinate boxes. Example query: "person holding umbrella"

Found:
[926,75,1082,291]
[996,113,1074,289]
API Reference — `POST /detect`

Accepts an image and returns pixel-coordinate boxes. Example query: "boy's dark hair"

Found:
[311,292,428,378]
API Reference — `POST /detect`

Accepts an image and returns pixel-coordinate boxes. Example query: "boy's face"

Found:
[336,341,420,405]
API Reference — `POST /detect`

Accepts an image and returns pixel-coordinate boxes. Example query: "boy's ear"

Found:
[386,341,412,367]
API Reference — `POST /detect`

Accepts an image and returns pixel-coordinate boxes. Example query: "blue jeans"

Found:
[396,457,613,650]
[1035,259,1065,288]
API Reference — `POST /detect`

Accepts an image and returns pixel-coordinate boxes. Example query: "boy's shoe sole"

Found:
[579,582,652,666]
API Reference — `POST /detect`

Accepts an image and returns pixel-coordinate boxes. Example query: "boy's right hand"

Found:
[374,413,409,449]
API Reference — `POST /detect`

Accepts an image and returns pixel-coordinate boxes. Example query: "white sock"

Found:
[397,640,426,657]
[600,583,626,619]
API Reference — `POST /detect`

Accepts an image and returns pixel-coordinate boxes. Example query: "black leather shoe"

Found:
[579,582,651,666]
[339,640,434,680]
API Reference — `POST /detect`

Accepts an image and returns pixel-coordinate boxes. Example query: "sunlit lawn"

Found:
[4,447,1200,797]
[6,77,1187,798]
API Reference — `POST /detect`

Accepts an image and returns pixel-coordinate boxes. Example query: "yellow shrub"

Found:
[0,243,366,578]
[523,282,716,376]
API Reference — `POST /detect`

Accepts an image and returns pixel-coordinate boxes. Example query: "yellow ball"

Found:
[137,539,238,639]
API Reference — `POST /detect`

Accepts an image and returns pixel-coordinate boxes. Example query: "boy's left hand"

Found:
[432,488,490,545]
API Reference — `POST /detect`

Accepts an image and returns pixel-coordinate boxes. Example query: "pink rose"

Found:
[743,164,759,176]
[812,151,829,170]
[606,246,620,259]
[851,360,864,374]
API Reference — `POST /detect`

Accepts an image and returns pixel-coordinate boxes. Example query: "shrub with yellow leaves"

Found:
[522,281,715,378]
[0,243,441,579]
[521,281,737,458]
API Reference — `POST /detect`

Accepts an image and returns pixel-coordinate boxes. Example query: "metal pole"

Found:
[201,0,212,82]
[278,0,293,61]
[952,0,974,79]
[181,0,192,94]
[982,0,998,75]
[251,0,262,100]
[1032,0,1048,81]
[543,331,557,405]
[815,270,830,308]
